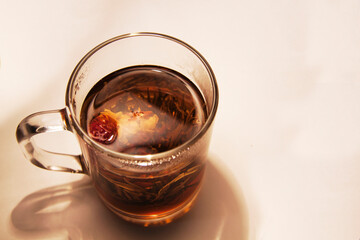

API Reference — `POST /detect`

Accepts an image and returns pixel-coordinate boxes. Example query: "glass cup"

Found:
[16,32,219,226]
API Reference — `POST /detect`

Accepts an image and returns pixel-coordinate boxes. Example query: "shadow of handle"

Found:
[16,108,87,174]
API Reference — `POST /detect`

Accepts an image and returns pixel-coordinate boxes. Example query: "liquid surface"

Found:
[81,65,207,155]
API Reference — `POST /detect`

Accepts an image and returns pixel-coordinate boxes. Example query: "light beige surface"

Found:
[1,0,360,239]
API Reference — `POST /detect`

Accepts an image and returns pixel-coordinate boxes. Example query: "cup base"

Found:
[101,188,200,227]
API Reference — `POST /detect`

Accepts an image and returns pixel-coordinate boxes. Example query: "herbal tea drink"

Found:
[80,65,207,219]
[16,33,218,226]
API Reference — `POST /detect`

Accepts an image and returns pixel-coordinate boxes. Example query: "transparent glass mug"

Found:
[16,32,219,226]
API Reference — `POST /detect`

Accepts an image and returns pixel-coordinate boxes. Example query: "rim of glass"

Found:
[66,32,219,164]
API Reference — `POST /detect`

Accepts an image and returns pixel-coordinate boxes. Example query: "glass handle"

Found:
[16,108,87,174]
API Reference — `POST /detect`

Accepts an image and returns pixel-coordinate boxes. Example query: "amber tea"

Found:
[16,33,218,227]
[80,65,208,221]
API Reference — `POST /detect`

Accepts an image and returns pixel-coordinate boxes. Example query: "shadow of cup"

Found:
[11,156,249,240]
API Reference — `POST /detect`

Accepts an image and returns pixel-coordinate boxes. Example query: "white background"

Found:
[1,0,360,239]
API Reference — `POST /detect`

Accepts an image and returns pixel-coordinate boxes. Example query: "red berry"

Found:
[88,113,118,144]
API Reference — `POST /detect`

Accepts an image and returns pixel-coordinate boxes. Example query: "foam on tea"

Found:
[81,65,207,155]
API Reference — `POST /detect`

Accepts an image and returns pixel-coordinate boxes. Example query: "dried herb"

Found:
[98,161,204,208]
